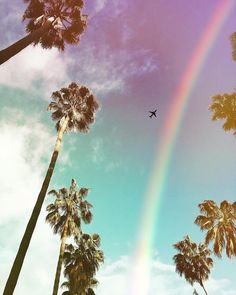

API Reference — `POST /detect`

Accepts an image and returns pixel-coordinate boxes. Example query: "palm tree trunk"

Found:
[3,116,69,295]
[200,280,208,295]
[52,216,70,295]
[0,18,54,65]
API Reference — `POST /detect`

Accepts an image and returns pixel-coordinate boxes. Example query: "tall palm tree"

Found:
[195,200,236,258]
[46,179,93,295]
[173,235,213,295]
[209,92,236,135]
[3,82,99,295]
[0,0,87,65]
[62,233,104,295]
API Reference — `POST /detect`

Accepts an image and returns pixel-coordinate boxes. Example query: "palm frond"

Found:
[48,189,60,198]
[198,200,218,216]
[48,82,100,133]
[173,236,213,287]
[194,215,213,230]
[23,0,87,50]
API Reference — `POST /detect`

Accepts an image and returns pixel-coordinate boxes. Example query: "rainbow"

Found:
[128,1,234,294]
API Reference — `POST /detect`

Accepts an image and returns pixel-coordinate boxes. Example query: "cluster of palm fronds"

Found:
[173,200,236,295]
[173,82,236,294]
[46,179,104,295]
[0,0,87,64]
[1,1,104,295]
[23,0,87,50]
[173,57,236,294]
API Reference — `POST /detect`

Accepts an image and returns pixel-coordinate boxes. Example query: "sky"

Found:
[0,0,236,294]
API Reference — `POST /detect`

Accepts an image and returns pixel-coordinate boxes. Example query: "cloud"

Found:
[74,45,158,96]
[93,0,108,14]
[0,1,24,48]
[0,218,58,295]
[89,136,121,172]
[0,107,73,294]
[0,106,74,226]
[0,45,70,98]
[0,108,54,294]
[0,41,158,98]
[0,0,159,99]
[95,256,236,295]
[0,108,55,225]
[88,0,125,18]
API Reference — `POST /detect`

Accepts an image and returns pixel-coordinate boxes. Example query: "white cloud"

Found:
[0,107,72,294]
[90,137,121,172]
[90,0,125,17]
[94,0,108,14]
[0,1,24,47]
[95,256,236,295]
[0,106,73,226]
[0,213,60,295]
[73,45,158,96]
[0,109,55,225]
[0,33,158,99]
[0,109,55,294]
[1,213,236,295]
[0,45,70,98]
[74,46,124,95]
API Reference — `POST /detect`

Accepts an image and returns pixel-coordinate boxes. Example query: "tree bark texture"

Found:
[52,216,69,295]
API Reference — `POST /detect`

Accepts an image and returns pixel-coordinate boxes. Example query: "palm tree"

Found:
[209,92,236,135]
[0,0,87,65]
[173,235,213,295]
[62,233,104,295]
[46,179,93,295]
[230,32,236,61]
[195,200,236,258]
[3,82,99,295]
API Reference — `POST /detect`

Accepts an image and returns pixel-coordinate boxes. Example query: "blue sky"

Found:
[1,0,236,294]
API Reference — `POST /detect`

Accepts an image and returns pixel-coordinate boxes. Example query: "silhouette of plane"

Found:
[149,109,157,118]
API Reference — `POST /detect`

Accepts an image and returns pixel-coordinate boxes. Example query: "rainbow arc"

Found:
[128,1,235,294]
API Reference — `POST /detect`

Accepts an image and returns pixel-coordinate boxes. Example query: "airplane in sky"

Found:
[149,109,157,118]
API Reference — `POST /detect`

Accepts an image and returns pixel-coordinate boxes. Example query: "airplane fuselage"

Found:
[149,109,157,118]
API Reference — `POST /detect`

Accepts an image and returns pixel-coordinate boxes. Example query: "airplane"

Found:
[149,109,157,118]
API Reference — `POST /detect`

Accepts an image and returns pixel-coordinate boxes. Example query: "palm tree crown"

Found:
[63,233,104,295]
[173,236,213,295]
[23,0,87,50]
[46,179,94,295]
[48,82,99,132]
[209,92,236,135]
[195,200,236,258]
[46,179,93,237]
[61,277,98,295]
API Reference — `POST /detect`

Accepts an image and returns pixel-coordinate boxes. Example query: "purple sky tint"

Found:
[1,1,236,293]
[71,0,236,133]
